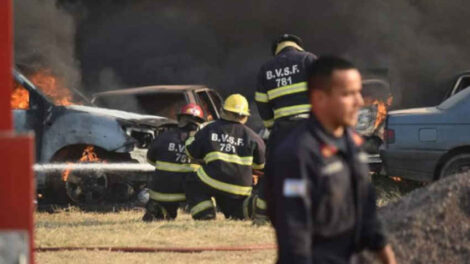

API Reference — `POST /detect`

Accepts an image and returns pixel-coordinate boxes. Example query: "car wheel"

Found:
[49,145,109,205]
[65,165,108,204]
[439,153,470,179]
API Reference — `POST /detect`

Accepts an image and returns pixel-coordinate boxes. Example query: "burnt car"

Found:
[381,72,470,181]
[11,70,174,204]
[355,79,392,171]
[91,85,223,122]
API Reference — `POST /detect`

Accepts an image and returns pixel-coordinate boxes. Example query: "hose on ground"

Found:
[35,244,276,253]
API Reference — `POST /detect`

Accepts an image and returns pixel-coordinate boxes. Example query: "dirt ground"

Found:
[363,172,470,264]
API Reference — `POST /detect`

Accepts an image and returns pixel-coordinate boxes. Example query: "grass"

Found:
[35,175,423,263]
[35,208,277,264]
[372,173,424,207]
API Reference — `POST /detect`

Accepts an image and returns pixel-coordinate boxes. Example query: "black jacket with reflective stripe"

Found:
[147,127,197,177]
[256,47,317,128]
[268,114,387,264]
[186,119,266,197]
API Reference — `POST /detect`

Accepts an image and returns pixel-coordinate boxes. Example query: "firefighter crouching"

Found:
[254,34,317,223]
[142,104,205,222]
[185,94,266,220]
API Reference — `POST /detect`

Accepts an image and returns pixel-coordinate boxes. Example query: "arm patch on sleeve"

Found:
[283,178,307,197]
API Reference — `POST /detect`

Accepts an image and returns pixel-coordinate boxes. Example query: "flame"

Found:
[391,176,402,182]
[29,69,75,106]
[62,146,101,182]
[372,100,387,129]
[11,81,30,109]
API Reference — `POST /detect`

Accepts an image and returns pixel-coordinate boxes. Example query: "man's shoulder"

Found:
[283,49,317,60]
[156,129,177,141]
[199,120,219,131]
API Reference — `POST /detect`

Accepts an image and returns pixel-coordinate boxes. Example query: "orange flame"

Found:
[11,69,80,109]
[11,81,30,109]
[372,100,388,129]
[62,146,101,182]
[29,69,75,106]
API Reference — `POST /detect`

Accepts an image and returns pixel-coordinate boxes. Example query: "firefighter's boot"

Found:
[142,200,167,222]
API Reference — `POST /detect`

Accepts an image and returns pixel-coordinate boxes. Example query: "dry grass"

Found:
[35,208,276,264]
[37,250,274,264]
[372,173,424,207]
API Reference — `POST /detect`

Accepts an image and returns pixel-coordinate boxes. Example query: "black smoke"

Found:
[14,0,81,92]
[16,0,470,108]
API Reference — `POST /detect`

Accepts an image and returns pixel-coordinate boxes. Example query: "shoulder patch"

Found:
[283,178,307,197]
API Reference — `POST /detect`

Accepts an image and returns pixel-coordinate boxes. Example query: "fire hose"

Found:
[35,244,276,253]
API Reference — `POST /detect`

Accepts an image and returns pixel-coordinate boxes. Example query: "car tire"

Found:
[439,153,470,179]
[49,145,109,205]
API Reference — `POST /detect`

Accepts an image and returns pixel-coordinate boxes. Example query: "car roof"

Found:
[93,85,209,97]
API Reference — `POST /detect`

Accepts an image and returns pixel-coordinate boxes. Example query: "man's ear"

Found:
[311,89,327,106]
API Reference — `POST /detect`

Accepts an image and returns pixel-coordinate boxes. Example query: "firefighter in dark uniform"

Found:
[142,103,205,222]
[254,34,317,223]
[185,94,265,220]
[270,56,396,263]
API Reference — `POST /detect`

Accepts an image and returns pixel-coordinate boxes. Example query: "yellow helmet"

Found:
[223,94,250,116]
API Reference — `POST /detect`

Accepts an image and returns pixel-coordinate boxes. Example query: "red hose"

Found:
[35,244,276,253]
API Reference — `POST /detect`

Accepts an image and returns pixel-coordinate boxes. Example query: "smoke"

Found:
[69,0,470,107]
[14,0,81,92]
[14,0,470,109]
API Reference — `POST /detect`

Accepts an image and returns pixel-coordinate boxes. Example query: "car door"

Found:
[12,71,52,160]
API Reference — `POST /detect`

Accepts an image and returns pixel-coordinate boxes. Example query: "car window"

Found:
[196,91,216,121]
[438,85,470,110]
[11,80,30,110]
[453,76,470,95]
[94,92,187,119]
[208,91,223,112]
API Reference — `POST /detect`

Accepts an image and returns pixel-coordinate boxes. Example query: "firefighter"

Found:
[185,94,265,220]
[270,56,396,263]
[254,34,317,224]
[142,103,205,222]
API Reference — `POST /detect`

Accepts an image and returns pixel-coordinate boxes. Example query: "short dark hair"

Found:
[307,56,357,94]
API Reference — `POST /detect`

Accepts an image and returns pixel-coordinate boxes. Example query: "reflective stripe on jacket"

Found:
[186,119,266,197]
[256,47,317,128]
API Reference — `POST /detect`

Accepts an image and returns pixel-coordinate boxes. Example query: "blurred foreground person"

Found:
[254,34,317,224]
[269,56,396,264]
[143,104,205,221]
[185,94,265,220]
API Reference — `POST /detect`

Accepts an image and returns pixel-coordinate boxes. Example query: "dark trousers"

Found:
[144,173,188,221]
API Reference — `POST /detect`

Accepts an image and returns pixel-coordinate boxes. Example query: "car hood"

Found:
[388,106,446,125]
[65,105,175,127]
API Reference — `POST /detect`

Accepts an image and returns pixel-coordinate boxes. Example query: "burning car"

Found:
[355,79,393,171]
[11,69,174,204]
